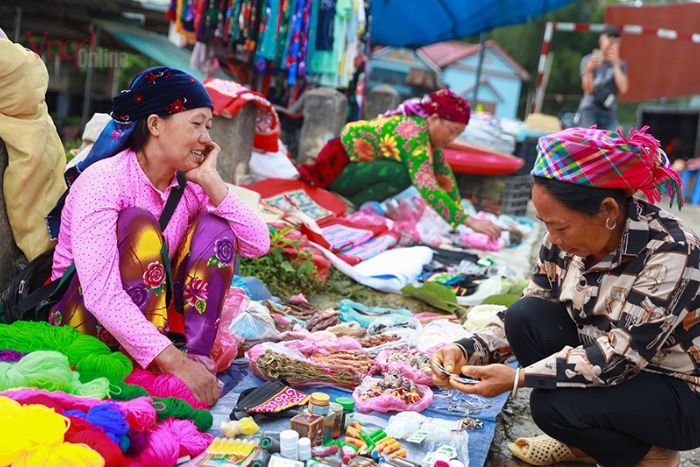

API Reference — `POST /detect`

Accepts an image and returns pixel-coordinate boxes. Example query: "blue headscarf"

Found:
[47,67,213,239]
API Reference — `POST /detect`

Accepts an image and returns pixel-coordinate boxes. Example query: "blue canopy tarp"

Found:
[370,0,577,47]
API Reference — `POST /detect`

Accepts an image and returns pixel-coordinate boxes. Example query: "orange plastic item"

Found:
[383,441,401,454]
[389,449,407,458]
[346,426,361,439]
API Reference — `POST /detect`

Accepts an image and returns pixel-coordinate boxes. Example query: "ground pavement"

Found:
[485,202,700,466]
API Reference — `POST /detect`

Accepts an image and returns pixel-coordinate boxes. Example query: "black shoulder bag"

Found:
[0,171,187,324]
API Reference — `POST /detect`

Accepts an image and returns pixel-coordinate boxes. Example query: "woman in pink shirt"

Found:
[48,67,270,406]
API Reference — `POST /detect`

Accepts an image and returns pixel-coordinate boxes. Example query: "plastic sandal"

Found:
[507,435,598,466]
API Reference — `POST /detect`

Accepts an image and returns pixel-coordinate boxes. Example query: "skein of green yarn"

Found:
[110,379,150,399]
[0,321,76,352]
[0,351,110,398]
[0,322,133,384]
[155,397,213,432]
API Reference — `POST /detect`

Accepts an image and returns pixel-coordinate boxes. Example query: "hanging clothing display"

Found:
[166,0,369,105]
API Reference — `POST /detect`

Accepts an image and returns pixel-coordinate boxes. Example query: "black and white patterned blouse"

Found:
[462,198,700,392]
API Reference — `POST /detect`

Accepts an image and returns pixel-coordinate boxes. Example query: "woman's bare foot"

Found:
[569,446,597,463]
[636,446,681,467]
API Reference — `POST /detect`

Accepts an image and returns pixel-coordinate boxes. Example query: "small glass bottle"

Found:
[335,396,355,431]
[329,402,343,438]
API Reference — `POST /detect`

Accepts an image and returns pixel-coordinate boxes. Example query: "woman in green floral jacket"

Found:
[301,89,500,240]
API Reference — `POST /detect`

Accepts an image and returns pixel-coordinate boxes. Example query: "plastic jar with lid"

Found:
[308,392,330,415]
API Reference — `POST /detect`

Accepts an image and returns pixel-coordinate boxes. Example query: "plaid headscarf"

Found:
[46,66,213,238]
[383,88,470,125]
[532,126,683,208]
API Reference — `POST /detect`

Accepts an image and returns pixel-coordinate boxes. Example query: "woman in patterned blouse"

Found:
[299,89,501,240]
[432,127,700,466]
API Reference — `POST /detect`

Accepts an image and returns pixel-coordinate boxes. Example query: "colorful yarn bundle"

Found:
[0,388,157,432]
[1,388,213,465]
[0,321,217,466]
[0,396,104,467]
[0,321,213,429]
[0,351,110,398]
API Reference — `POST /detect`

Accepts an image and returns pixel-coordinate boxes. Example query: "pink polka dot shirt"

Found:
[52,149,270,368]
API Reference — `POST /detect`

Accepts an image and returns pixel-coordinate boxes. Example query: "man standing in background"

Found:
[576,25,629,130]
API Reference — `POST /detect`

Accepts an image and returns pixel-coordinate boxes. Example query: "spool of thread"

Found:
[280,429,299,460]
[261,433,281,453]
[250,450,271,467]
[298,437,311,461]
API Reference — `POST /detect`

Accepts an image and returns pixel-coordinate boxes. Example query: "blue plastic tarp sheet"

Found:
[370,0,577,47]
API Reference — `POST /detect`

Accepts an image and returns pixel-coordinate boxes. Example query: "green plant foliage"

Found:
[238,227,327,297]
[401,282,467,314]
[63,139,82,163]
[481,293,521,307]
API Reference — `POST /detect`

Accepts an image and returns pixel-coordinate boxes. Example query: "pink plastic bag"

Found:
[459,232,501,252]
[208,287,248,373]
[353,376,433,413]
[376,350,433,386]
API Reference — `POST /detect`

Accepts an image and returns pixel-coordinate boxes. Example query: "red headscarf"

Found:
[383,88,470,125]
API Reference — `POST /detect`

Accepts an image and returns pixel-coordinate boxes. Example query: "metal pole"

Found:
[531,21,554,114]
[13,7,22,42]
[81,25,99,127]
[471,31,488,107]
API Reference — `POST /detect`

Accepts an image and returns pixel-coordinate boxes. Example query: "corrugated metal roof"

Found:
[419,40,530,81]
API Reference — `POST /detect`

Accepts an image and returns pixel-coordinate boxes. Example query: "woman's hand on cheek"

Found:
[449,364,517,398]
[184,142,229,205]
[185,142,221,186]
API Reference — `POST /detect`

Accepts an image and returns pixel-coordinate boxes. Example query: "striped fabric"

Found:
[532,126,684,208]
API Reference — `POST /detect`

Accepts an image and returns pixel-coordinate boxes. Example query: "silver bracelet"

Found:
[512,367,521,398]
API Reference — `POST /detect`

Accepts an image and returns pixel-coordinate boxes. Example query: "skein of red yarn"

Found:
[64,415,127,467]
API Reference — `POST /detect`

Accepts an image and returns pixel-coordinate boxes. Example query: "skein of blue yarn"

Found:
[65,403,130,448]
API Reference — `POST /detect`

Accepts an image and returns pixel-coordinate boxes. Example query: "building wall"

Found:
[370,47,525,120]
[441,50,522,120]
[368,48,432,99]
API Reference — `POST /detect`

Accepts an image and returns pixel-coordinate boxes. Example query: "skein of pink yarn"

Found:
[126,369,208,410]
[0,388,156,431]
[136,418,213,465]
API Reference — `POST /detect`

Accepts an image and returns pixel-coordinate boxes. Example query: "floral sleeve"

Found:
[432,148,461,203]
[405,141,468,228]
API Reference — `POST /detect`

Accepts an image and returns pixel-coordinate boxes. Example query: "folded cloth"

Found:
[203,78,281,152]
